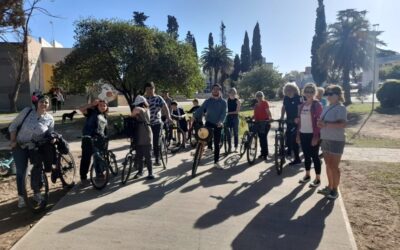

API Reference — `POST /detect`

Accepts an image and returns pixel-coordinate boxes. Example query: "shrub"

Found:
[376,80,400,108]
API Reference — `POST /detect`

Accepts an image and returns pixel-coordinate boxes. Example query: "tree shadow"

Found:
[231,188,334,250]
[194,165,302,229]
[58,159,193,233]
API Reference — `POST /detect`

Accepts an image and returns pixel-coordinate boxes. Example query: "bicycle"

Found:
[121,139,136,185]
[218,120,232,155]
[191,122,212,178]
[88,136,118,190]
[168,117,187,153]
[187,116,199,148]
[24,133,76,213]
[0,152,15,176]
[273,119,287,175]
[239,117,258,165]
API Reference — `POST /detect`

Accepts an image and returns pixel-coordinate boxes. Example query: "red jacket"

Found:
[297,100,322,140]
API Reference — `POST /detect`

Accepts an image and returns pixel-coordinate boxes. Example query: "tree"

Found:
[208,32,214,49]
[251,22,263,66]
[0,0,24,41]
[230,54,241,83]
[133,11,148,27]
[220,21,226,47]
[52,19,203,109]
[240,31,251,72]
[311,0,328,86]
[380,65,400,80]
[319,9,383,105]
[201,45,233,86]
[167,15,179,40]
[185,31,197,58]
[238,65,284,99]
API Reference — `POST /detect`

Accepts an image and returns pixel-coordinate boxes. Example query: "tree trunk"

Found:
[342,67,352,105]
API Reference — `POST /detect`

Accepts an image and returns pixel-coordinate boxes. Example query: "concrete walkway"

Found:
[12,139,357,250]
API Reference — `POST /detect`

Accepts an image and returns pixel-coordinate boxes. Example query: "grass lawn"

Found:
[347,103,377,115]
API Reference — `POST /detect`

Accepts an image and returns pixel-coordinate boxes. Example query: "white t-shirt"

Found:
[300,104,313,133]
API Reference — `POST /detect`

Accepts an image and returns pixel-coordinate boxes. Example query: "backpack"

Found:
[123,117,137,138]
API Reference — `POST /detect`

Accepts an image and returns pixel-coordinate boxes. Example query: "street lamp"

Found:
[371,24,379,111]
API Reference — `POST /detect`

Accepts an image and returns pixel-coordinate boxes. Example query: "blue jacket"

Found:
[194,97,227,125]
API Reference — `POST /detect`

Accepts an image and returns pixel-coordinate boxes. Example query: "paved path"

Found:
[12,139,357,250]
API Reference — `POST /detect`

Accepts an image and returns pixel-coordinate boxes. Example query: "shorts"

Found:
[321,139,345,155]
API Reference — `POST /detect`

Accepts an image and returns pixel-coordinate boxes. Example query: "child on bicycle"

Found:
[170,101,188,148]
[131,95,154,180]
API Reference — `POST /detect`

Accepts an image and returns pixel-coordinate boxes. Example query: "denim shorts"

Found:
[321,139,345,155]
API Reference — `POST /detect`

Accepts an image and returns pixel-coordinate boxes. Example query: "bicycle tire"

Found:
[107,151,118,176]
[0,163,10,176]
[275,134,284,175]
[239,131,249,157]
[223,128,231,155]
[121,154,133,185]
[59,152,76,188]
[90,155,110,190]
[23,164,49,213]
[192,143,204,178]
[247,134,258,165]
[160,136,168,170]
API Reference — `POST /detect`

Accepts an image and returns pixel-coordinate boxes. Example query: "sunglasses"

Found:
[304,90,315,94]
[325,92,338,96]
[39,100,49,104]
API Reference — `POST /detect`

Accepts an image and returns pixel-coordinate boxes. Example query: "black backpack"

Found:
[123,117,137,138]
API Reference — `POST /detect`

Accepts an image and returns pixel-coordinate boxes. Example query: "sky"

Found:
[26,0,400,73]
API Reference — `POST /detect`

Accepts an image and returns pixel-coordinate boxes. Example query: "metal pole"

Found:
[50,21,54,47]
[371,24,379,111]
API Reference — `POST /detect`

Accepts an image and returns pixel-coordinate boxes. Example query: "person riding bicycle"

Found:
[9,94,54,208]
[194,84,227,169]
[226,88,241,153]
[281,82,303,165]
[131,95,154,180]
[253,91,272,160]
[170,101,188,148]
[144,82,173,166]
[79,99,109,184]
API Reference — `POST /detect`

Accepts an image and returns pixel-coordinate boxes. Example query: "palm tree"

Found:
[319,9,383,105]
[201,45,233,89]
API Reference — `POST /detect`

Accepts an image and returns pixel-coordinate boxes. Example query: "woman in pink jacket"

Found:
[296,83,323,187]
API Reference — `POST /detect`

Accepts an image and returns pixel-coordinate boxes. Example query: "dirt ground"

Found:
[340,160,400,250]
[0,152,80,250]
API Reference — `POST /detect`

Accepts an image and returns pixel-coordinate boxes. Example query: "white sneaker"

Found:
[214,162,223,170]
[34,193,43,204]
[18,196,26,208]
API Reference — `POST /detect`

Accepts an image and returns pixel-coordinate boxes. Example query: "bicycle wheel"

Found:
[247,134,258,165]
[23,164,49,213]
[90,154,110,190]
[121,154,134,185]
[189,129,197,148]
[239,131,249,157]
[275,134,284,175]
[0,163,10,176]
[224,128,232,154]
[160,136,168,170]
[107,151,118,176]
[59,152,76,188]
[192,143,204,178]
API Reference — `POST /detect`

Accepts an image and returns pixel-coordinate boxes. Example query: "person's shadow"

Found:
[231,186,334,250]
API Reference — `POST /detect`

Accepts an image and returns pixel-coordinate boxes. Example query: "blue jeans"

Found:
[226,115,239,148]
[12,146,42,196]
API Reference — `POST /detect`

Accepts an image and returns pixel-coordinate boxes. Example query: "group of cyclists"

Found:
[8,80,347,209]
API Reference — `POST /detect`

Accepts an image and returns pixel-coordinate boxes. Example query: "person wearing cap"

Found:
[79,99,109,184]
[9,94,54,208]
[317,85,347,200]
[253,91,272,160]
[226,88,241,152]
[144,82,173,166]
[131,95,154,180]
[194,83,227,169]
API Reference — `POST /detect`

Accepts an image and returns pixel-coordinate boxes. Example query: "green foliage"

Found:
[380,65,400,80]
[133,11,148,27]
[231,54,241,82]
[319,9,383,105]
[208,32,214,49]
[201,45,233,86]
[311,0,328,86]
[238,65,284,99]
[0,0,24,32]
[220,21,226,47]
[167,15,179,40]
[376,79,400,108]
[251,22,262,66]
[240,31,251,73]
[185,31,197,57]
[52,18,204,107]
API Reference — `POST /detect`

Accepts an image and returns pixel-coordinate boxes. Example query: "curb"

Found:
[338,188,358,250]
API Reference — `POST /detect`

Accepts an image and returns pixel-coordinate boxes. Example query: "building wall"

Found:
[43,63,54,93]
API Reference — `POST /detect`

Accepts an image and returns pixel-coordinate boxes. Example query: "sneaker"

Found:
[51,169,58,184]
[317,186,331,196]
[18,196,26,208]
[309,179,321,188]
[258,155,266,160]
[133,172,143,179]
[154,161,161,167]
[33,193,43,204]
[289,159,302,166]
[299,175,311,184]
[80,179,90,186]
[214,162,223,170]
[146,175,155,180]
[327,189,339,200]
